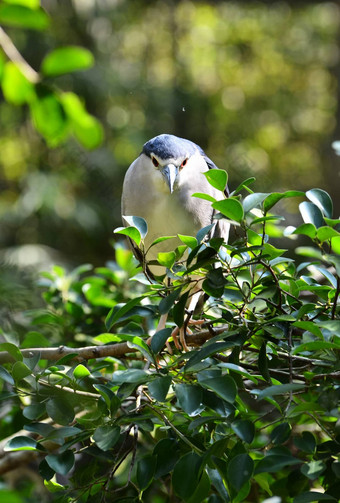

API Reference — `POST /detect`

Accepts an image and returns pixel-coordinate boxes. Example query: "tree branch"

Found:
[0,26,40,83]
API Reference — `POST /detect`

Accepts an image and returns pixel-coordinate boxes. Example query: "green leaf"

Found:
[114,226,141,247]
[185,340,237,371]
[175,383,203,416]
[292,341,339,355]
[30,90,68,146]
[306,189,333,218]
[243,192,268,213]
[231,420,255,444]
[230,176,256,196]
[23,403,46,420]
[263,191,304,213]
[151,328,172,353]
[136,455,157,491]
[73,364,90,379]
[255,453,298,474]
[157,251,176,268]
[270,422,291,445]
[153,438,180,478]
[46,397,74,425]
[159,289,181,315]
[293,492,336,503]
[121,215,148,239]
[172,452,202,500]
[294,432,316,454]
[227,453,254,492]
[93,425,120,451]
[105,295,146,330]
[212,198,244,223]
[192,192,217,203]
[204,169,228,192]
[257,383,305,399]
[186,470,211,503]
[1,62,34,105]
[299,202,324,229]
[200,375,237,403]
[41,46,94,76]
[0,4,49,30]
[60,92,103,149]
[301,460,326,480]
[0,342,22,361]
[316,226,340,243]
[173,291,189,328]
[0,365,14,385]
[46,451,75,475]
[202,267,226,297]
[4,436,38,451]
[292,223,317,239]
[12,361,31,381]
[178,234,198,249]
[148,375,171,402]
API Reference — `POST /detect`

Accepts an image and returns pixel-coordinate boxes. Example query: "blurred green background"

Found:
[1,0,340,269]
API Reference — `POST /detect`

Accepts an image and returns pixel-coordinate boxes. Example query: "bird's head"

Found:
[141,134,207,193]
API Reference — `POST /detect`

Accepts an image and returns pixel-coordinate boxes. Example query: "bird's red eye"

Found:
[180,158,187,170]
[152,157,159,167]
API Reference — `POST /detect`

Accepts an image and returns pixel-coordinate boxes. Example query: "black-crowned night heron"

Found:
[121,134,229,349]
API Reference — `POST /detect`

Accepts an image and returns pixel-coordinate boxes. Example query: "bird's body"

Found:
[122,134,229,273]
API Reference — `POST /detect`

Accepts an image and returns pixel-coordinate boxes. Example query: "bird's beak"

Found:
[161,164,178,193]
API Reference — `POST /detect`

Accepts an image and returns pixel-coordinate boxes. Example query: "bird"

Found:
[121,134,230,350]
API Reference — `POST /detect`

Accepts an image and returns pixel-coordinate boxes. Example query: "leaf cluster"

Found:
[0,177,339,503]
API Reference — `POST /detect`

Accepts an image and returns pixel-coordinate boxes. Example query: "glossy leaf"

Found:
[306,189,333,218]
[263,190,304,213]
[227,453,254,491]
[46,397,74,425]
[299,202,324,228]
[157,251,176,268]
[12,361,31,381]
[114,226,141,246]
[175,383,203,416]
[4,436,38,451]
[46,451,75,475]
[93,425,120,451]
[121,215,148,239]
[200,375,237,403]
[292,223,317,239]
[270,422,291,444]
[212,198,244,222]
[231,420,255,444]
[148,375,171,402]
[204,168,228,191]
[150,328,172,353]
[172,452,202,499]
[243,192,268,213]
[301,460,326,480]
[178,234,198,249]
[41,46,94,76]
[136,455,157,491]
[73,364,90,379]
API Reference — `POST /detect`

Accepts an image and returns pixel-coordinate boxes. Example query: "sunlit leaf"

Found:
[1,62,34,105]
[41,46,94,76]
[306,189,333,218]
[0,4,49,30]
[212,198,244,222]
[204,169,228,192]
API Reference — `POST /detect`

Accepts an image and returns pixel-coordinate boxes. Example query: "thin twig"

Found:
[0,26,40,83]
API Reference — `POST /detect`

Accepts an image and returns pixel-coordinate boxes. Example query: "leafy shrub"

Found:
[0,180,339,503]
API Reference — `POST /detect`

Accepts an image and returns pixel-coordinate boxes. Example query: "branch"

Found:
[0,26,39,83]
[0,327,226,364]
